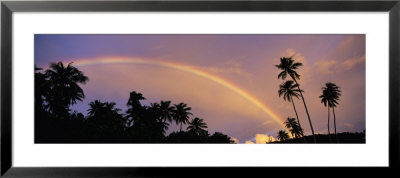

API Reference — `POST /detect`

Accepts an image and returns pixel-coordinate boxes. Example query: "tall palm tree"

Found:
[159,100,175,123]
[320,89,332,142]
[284,117,304,139]
[127,91,146,109]
[173,102,192,131]
[278,80,304,136]
[320,82,341,142]
[277,130,290,141]
[187,117,208,136]
[44,62,88,117]
[126,91,146,126]
[275,56,316,143]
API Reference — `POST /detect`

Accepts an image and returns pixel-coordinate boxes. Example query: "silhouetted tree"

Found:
[35,62,239,144]
[320,89,333,142]
[87,100,126,142]
[320,82,341,142]
[275,56,316,143]
[126,91,146,126]
[44,62,88,118]
[277,130,290,141]
[173,102,192,131]
[208,132,233,143]
[35,66,51,142]
[187,117,208,136]
[148,102,169,132]
[278,80,304,136]
[35,65,49,110]
[159,100,175,123]
[284,117,303,139]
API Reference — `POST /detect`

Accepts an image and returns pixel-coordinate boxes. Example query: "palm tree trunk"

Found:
[292,78,316,143]
[291,96,307,143]
[180,123,182,132]
[333,107,339,143]
[328,106,332,143]
[290,96,302,134]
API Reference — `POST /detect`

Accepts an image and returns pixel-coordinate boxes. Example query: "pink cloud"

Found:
[314,55,365,74]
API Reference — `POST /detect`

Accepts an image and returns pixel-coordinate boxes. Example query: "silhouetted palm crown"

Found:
[319,83,341,108]
[275,57,302,81]
[187,117,208,135]
[87,100,125,129]
[127,91,146,108]
[277,130,290,141]
[284,118,303,138]
[44,62,88,116]
[126,91,146,124]
[173,103,192,131]
[278,80,302,102]
[159,100,175,123]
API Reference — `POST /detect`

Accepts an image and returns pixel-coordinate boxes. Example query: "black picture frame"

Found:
[1,0,399,177]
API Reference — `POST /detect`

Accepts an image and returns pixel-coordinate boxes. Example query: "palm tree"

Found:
[104,102,122,116]
[320,82,341,142]
[88,100,105,117]
[44,62,88,117]
[86,100,125,142]
[173,102,192,131]
[149,102,161,118]
[88,100,123,124]
[159,100,175,123]
[284,117,304,139]
[127,91,146,109]
[275,56,316,143]
[278,80,304,136]
[187,117,208,136]
[35,65,49,110]
[148,102,170,132]
[320,89,332,142]
[277,130,290,141]
[126,91,146,126]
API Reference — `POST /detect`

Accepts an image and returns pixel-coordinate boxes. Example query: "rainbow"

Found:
[71,57,285,129]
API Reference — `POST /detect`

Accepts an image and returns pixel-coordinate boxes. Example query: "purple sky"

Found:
[35,34,365,143]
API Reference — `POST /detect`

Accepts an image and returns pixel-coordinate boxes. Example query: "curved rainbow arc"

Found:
[72,57,285,129]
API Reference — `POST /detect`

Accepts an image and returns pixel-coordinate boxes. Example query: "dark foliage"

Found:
[270,132,366,144]
[35,62,234,144]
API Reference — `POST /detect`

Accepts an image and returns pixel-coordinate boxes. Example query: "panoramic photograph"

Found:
[34,34,366,144]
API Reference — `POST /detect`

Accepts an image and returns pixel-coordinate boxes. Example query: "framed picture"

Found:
[1,0,399,176]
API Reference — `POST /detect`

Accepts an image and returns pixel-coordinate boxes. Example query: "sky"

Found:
[35,34,366,143]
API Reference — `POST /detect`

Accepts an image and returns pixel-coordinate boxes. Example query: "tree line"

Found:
[35,62,234,143]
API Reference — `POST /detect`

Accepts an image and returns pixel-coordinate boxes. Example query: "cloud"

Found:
[230,137,239,144]
[283,48,307,66]
[314,60,339,74]
[341,55,366,70]
[312,35,365,75]
[225,60,242,68]
[336,36,357,53]
[314,55,365,74]
[245,134,277,144]
[343,123,355,132]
